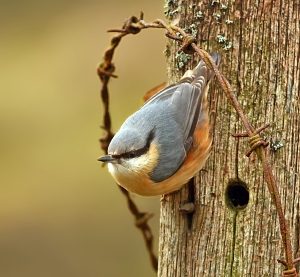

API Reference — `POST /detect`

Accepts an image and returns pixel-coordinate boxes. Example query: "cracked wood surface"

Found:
[158,1,300,276]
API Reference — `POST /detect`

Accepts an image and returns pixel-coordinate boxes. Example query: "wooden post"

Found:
[158,1,300,276]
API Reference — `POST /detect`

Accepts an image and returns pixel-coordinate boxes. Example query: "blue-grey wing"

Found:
[146,54,220,182]
[145,84,207,182]
[170,83,205,150]
[143,61,210,152]
[144,83,178,105]
[145,83,206,152]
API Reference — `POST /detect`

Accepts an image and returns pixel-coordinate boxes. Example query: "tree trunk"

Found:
[158,1,300,276]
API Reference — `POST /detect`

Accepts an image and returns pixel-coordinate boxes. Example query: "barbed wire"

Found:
[97,13,299,276]
[97,12,158,272]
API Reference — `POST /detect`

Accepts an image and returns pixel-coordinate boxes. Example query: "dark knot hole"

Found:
[226,179,249,210]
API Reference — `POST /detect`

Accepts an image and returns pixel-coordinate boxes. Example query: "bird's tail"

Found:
[180,52,221,87]
[189,53,221,134]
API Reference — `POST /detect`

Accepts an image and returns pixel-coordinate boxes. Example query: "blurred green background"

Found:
[0,1,167,276]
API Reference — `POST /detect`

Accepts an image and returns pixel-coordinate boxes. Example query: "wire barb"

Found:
[283,268,298,277]
[246,134,269,157]
[97,67,118,78]
[232,124,270,157]
[179,35,197,54]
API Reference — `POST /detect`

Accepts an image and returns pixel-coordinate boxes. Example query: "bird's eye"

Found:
[128,152,136,158]
[121,151,139,159]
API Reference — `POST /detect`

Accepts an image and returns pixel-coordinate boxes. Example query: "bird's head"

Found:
[98,128,158,177]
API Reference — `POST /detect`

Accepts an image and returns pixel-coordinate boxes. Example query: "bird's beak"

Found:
[97,155,116,163]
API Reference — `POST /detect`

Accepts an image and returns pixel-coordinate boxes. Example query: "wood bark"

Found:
[158,1,300,276]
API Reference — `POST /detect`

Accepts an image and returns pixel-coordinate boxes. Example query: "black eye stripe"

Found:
[117,128,155,160]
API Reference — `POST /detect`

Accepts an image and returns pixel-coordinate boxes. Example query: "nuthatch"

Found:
[98,54,220,196]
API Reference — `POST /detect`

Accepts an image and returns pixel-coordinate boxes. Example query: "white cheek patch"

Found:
[125,154,149,171]
[108,154,150,176]
[108,162,133,179]
[107,142,159,185]
[107,163,116,175]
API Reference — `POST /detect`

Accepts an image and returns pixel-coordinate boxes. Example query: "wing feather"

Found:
[143,79,207,153]
[143,54,219,153]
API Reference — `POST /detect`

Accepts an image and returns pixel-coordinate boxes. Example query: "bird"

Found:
[98,53,220,196]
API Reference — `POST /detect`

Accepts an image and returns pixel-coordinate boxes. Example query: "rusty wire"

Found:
[97,14,299,276]
[97,12,158,272]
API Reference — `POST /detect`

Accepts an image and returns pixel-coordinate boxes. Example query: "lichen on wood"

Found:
[159,0,300,276]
